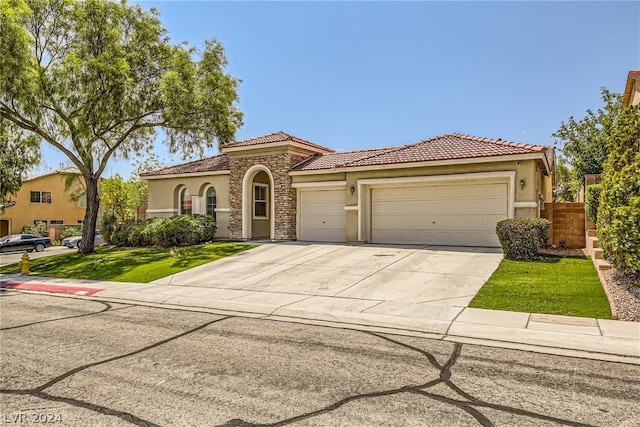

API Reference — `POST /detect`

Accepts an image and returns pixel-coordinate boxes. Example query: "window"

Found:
[79,193,87,208]
[206,187,217,222]
[180,187,192,215]
[50,220,64,225]
[77,220,83,224]
[30,191,52,204]
[254,183,268,218]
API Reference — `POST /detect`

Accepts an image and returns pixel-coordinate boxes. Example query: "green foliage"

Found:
[0,120,40,204]
[0,0,242,253]
[598,105,640,272]
[100,174,147,223]
[553,88,622,180]
[20,221,47,236]
[98,212,117,243]
[0,243,256,283]
[584,184,602,223]
[60,225,82,240]
[469,255,611,319]
[553,162,581,202]
[112,215,216,248]
[495,217,551,260]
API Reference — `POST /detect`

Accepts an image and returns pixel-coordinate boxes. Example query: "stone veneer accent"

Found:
[228,151,309,240]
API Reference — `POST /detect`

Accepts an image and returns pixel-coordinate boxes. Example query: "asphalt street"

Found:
[1,292,639,427]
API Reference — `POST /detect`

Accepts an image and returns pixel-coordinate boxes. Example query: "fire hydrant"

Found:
[19,252,30,275]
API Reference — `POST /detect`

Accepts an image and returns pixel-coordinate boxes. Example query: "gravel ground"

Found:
[540,248,640,322]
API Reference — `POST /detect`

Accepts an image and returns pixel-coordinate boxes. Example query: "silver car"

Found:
[62,230,104,248]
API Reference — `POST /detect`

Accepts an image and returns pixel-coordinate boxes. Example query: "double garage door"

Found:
[299,181,508,247]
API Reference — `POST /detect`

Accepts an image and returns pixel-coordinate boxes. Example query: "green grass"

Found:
[0,243,257,283]
[469,254,612,319]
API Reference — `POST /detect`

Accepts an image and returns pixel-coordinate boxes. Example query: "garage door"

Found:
[371,182,508,247]
[299,189,347,242]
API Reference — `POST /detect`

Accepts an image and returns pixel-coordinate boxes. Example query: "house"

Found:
[622,70,640,108]
[0,166,86,237]
[142,132,554,248]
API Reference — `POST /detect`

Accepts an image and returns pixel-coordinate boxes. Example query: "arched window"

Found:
[180,187,192,215]
[206,187,216,221]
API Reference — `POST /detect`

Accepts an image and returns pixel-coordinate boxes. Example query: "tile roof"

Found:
[141,154,229,177]
[292,133,550,171]
[25,166,82,181]
[223,131,334,153]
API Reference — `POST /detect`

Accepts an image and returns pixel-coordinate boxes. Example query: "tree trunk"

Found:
[78,175,100,254]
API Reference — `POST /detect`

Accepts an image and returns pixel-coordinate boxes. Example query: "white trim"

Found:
[142,170,229,180]
[344,206,359,211]
[291,181,346,189]
[214,207,230,213]
[146,208,179,214]
[253,183,269,219]
[513,201,538,208]
[356,171,516,242]
[289,153,547,176]
[223,140,333,155]
[241,165,275,239]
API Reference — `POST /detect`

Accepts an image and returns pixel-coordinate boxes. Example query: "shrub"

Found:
[495,217,551,260]
[584,184,602,224]
[111,215,216,247]
[20,221,48,236]
[98,212,117,243]
[60,225,82,240]
[598,105,640,272]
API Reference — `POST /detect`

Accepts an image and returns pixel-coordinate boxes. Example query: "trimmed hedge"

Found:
[496,217,551,260]
[20,222,48,236]
[598,105,640,272]
[60,225,82,240]
[111,214,216,248]
[584,184,602,223]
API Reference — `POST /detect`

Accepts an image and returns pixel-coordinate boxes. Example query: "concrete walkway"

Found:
[2,272,638,365]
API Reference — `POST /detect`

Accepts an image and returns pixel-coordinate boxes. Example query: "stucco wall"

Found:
[145,173,231,238]
[2,172,86,235]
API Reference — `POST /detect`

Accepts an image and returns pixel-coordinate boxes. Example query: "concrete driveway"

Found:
[152,243,503,333]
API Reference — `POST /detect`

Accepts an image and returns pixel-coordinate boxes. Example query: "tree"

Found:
[598,104,640,271]
[0,0,242,253]
[0,121,40,205]
[553,162,581,202]
[553,88,623,185]
[100,174,147,223]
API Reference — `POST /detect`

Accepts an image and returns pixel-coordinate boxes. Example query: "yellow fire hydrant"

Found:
[19,252,30,275]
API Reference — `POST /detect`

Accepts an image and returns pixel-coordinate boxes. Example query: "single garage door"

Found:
[299,189,347,242]
[371,181,508,247]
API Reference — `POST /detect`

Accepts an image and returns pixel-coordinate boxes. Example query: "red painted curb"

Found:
[0,281,104,296]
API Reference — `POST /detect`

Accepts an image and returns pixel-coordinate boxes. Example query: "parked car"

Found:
[0,234,52,253]
[62,230,104,249]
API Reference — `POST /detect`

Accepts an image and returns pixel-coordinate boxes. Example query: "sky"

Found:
[37,1,640,178]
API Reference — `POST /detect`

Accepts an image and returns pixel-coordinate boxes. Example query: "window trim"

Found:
[30,191,52,204]
[179,187,192,215]
[253,183,268,219]
[205,186,217,221]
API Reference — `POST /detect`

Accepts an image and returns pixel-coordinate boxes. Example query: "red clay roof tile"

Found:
[223,131,334,153]
[141,154,229,177]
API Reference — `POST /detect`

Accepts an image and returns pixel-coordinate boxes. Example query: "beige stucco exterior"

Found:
[144,134,554,246]
[145,172,231,238]
[0,169,86,236]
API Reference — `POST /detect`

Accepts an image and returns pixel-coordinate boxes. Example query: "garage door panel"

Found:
[371,182,508,247]
[299,190,346,242]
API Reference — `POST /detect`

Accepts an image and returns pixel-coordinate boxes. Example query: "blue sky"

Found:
[39,1,640,178]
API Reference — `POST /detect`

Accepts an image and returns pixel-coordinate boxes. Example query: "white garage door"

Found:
[299,189,347,242]
[371,181,508,247]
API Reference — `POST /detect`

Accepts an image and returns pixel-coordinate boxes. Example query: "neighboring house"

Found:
[622,70,640,108]
[142,132,554,248]
[0,166,86,236]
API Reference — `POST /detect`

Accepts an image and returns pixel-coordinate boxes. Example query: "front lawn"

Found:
[0,243,256,283]
[469,255,612,319]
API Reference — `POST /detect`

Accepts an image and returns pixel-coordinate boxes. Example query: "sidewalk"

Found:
[1,273,638,365]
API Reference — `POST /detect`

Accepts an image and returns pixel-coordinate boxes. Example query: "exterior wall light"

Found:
[519,179,526,190]
[350,186,356,196]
